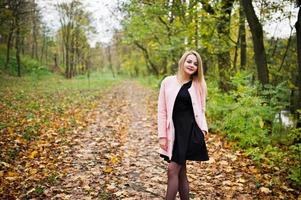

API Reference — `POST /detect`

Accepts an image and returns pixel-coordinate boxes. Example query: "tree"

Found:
[239,0,246,70]
[30,0,40,60]
[215,0,235,92]
[56,0,92,78]
[242,0,269,85]
[198,0,235,91]
[11,0,32,76]
[121,1,176,76]
[0,0,37,76]
[1,1,18,69]
[296,0,301,119]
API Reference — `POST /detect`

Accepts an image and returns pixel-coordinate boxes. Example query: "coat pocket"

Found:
[192,121,204,145]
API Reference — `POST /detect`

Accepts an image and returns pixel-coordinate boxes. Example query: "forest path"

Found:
[46,80,295,200]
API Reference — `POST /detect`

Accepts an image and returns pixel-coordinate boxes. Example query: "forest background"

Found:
[0,0,301,198]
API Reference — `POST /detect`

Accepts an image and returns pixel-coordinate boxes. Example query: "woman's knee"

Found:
[167,162,181,177]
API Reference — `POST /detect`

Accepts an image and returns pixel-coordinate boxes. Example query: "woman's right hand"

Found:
[159,137,168,151]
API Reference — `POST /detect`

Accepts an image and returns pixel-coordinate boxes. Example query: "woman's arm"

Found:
[201,78,207,112]
[157,78,167,139]
[201,78,209,137]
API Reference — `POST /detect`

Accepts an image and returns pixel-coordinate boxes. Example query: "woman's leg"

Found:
[166,161,182,200]
[178,163,189,200]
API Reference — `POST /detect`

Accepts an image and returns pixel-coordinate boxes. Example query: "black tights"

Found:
[166,161,189,200]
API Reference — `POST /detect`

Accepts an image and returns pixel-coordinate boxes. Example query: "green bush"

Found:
[207,70,300,186]
[0,44,50,77]
[288,128,301,186]
[207,71,274,148]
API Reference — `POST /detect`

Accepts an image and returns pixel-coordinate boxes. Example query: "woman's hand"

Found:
[159,137,168,151]
[203,131,209,141]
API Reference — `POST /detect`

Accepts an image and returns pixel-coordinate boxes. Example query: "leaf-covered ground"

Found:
[0,74,118,199]
[1,78,300,199]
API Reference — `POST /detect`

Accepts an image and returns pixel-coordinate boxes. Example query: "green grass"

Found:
[136,74,162,89]
[0,71,121,93]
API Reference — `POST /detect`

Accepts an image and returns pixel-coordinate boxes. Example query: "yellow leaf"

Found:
[103,167,113,173]
[7,127,14,135]
[29,150,38,159]
[30,169,38,175]
[15,137,25,144]
[7,171,18,177]
[110,156,119,164]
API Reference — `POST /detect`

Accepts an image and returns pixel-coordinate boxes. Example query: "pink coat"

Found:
[157,75,208,160]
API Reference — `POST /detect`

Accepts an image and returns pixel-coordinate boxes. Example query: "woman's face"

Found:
[183,54,198,76]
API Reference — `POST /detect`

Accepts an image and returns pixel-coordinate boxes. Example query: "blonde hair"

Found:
[177,50,205,84]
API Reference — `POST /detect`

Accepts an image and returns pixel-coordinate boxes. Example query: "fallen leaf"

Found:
[29,150,38,159]
[259,186,271,194]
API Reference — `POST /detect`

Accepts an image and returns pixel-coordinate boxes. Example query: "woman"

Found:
[157,50,209,199]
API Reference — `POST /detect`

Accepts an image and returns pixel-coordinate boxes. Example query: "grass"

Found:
[136,74,162,89]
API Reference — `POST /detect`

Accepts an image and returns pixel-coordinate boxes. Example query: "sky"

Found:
[36,0,299,47]
[36,0,126,47]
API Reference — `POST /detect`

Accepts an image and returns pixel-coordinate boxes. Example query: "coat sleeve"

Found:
[200,78,208,134]
[157,78,167,138]
[201,78,207,112]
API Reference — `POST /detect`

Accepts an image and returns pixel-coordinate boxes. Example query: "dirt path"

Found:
[45,80,298,200]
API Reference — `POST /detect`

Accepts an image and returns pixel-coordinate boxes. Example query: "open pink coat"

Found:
[157,75,208,160]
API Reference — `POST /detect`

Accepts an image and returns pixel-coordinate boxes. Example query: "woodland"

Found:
[0,0,301,199]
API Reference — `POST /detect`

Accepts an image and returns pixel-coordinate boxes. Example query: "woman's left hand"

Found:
[203,131,209,140]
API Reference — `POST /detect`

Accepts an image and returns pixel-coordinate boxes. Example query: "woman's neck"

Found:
[177,73,191,84]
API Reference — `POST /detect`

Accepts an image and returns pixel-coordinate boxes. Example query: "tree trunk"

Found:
[134,41,159,75]
[65,45,70,78]
[21,36,25,55]
[296,6,301,112]
[16,24,21,77]
[239,0,246,70]
[70,28,75,78]
[218,52,231,91]
[45,39,48,66]
[5,27,14,68]
[242,0,269,85]
[194,8,199,49]
[216,0,234,92]
[233,27,240,72]
[40,33,45,64]
[64,25,71,79]
[107,46,115,78]
[157,16,178,75]
[54,53,58,68]
[31,0,38,60]
[278,28,293,72]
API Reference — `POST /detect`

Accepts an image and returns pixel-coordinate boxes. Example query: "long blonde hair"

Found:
[177,50,205,84]
[177,50,207,110]
[177,50,207,109]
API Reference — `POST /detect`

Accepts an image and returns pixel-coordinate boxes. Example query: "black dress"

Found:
[160,80,209,165]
